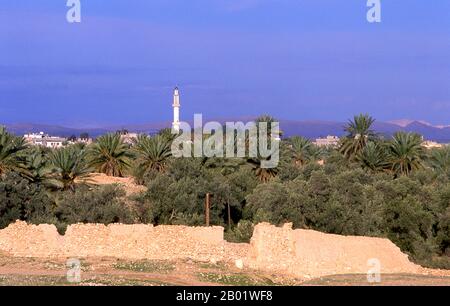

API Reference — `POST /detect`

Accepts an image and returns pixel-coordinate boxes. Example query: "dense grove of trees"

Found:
[0,115,449,268]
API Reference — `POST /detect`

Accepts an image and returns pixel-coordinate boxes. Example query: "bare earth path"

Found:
[0,254,449,286]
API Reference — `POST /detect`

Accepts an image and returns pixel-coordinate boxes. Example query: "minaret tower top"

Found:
[173,87,180,107]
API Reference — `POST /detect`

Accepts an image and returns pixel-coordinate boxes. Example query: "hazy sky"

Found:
[1,0,449,127]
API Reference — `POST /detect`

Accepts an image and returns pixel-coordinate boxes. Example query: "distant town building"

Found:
[314,135,340,147]
[24,132,66,148]
[120,132,139,145]
[422,140,443,149]
[76,137,93,145]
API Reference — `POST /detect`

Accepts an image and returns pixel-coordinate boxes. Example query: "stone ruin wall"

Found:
[0,221,247,262]
[246,223,420,278]
[0,221,420,279]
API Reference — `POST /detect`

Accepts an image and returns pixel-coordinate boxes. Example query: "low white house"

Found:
[24,132,66,148]
[314,135,340,147]
[120,132,138,145]
[422,140,443,149]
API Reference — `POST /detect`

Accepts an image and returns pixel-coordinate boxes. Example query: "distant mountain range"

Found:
[280,120,450,143]
[3,119,450,143]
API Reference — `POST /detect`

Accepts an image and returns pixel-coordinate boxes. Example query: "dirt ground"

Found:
[78,173,146,196]
[0,253,449,286]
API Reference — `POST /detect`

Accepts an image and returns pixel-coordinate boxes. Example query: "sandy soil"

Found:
[0,253,293,286]
[78,173,146,196]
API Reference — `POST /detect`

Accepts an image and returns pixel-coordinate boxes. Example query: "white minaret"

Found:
[172,87,181,132]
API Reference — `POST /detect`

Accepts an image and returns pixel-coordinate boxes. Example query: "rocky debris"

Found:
[235,259,244,269]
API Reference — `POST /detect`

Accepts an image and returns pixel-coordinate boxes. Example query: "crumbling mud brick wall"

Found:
[0,221,247,262]
[0,221,422,279]
[245,223,420,279]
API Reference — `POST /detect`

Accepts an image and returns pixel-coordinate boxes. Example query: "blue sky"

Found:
[0,0,449,127]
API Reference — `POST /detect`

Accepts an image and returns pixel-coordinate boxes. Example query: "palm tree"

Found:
[133,134,172,174]
[88,133,132,177]
[245,116,281,182]
[387,132,425,176]
[288,136,312,166]
[202,156,246,176]
[255,115,282,139]
[357,141,389,172]
[247,156,279,183]
[158,128,177,141]
[21,147,54,184]
[308,144,325,163]
[428,146,450,174]
[340,114,376,159]
[48,146,91,191]
[0,127,28,176]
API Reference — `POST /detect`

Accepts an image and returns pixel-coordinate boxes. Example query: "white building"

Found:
[24,132,66,148]
[76,137,93,145]
[120,132,139,145]
[314,135,340,147]
[422,140,443,149]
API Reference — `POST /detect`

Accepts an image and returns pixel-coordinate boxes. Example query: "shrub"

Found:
[224,220,255,243]
[135,157,260,226]
[382,195,435,260]
[55,184,133,232]
[436,207,450,256]
[245,180,307,228]
[136,170,239,226]
[0,173,55,229]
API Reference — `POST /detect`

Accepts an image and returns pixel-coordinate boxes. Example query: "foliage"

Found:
[245,179,307,228]
[387,132,425,176]
[243,115,281,182]
[255,115,279,138]
[20,147,53,184]
[0,173,56,229]
[357,141,389,172]
[132,134,172,184]
[429,146,450,174]
[48,146,91,191]
[134,158,252,226]
[0,127,28,176]
[55,185,133,230]
[88,133,132,177]
[340,114,376,159]
[0,173,132,232]
[224,220,255,243]
[246,156,279,183]
[287,136,313,166]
